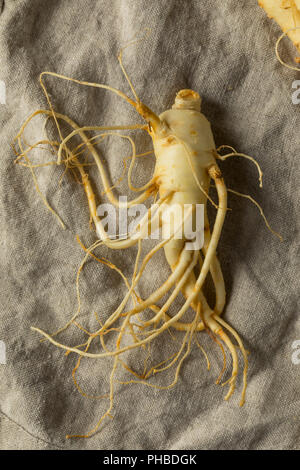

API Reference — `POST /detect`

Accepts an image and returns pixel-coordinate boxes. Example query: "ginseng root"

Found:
[13,41,281,439]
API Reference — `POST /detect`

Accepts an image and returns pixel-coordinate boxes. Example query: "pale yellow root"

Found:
[117,27,152,103]
[203,312,238,401]
[213,314,248,407]
[118,330,190,387]
[71,339,109,401]
[201,165,248,403]
[70,243,148,385]
[15,137,66,229]
[39,71,138,165]
[65,254,201,439]
[31,247,195,358]
[117,305,200,391]
[31,166,227,360]
[14,109,155,232]
[194,334,211,371]
[66,304,195,439]
[56,125,150,196]
[98,318,180,381]
[65,317,129,439]
[204,327,226,384]
[178,137,219,209]
[22,114,248,418]
[94,190,172,250]
[202,214,226,315]
[39,210,194,351]
[139,250,198,327]
[275,27,300,70]
[94,226,193,333]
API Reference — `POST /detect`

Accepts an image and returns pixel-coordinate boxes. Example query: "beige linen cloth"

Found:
[0,0,299,450]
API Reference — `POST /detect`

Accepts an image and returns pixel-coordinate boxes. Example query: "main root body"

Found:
[13,41,280,439]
